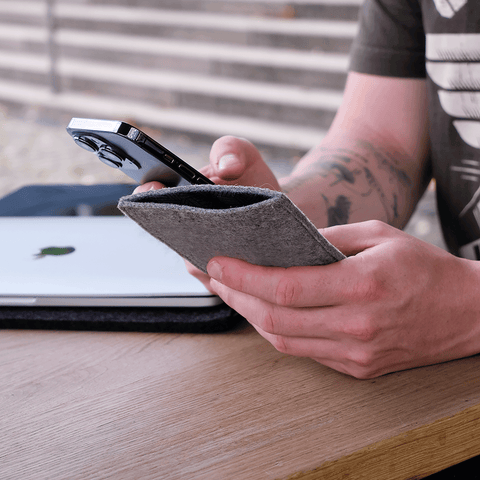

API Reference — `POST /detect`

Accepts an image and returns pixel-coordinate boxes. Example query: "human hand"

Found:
[133,135,280,193]
[200,135,281,189]
[133,136,281,291]
[205,220,480,379]
[185,136,281,289]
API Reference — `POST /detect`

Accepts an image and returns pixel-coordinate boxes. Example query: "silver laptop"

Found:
[0,216,221,307]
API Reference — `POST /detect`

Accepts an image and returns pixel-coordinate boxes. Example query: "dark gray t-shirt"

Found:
[349,0,480,258]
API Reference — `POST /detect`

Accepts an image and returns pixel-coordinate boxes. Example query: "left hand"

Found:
[206,220,480,379]
[133,136,281,292]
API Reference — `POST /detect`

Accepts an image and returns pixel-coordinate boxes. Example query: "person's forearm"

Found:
[280,133,429,229]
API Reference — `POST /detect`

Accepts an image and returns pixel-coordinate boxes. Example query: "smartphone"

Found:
[66,118,214,186]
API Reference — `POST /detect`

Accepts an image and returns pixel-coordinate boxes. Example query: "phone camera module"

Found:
[73,135,99,153]
[97,146,124,168]
[123,158,141,170]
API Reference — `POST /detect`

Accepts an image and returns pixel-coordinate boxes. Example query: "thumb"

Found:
[208,136,281,190]
[133,181,165,194]
[319,220,395,257]
[209,136,260,182]
[216,153,247,181]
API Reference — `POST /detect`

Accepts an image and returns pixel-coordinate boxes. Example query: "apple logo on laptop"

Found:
[34,246,75,259]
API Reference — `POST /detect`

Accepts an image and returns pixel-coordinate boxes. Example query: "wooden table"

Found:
[1,321,480,480]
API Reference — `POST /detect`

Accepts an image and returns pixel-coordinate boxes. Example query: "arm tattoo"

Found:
[363,166,393,224]
[283,140,412,225]
[322,194,352,226]
[358,140,411,188]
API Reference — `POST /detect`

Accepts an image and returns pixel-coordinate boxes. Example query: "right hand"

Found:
[201,135,281,190]
[134,136,280,292]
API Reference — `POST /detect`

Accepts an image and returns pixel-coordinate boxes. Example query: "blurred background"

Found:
[0,0,446,249]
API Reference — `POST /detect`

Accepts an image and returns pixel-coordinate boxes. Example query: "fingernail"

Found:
[218,154,239,172]
[207,260,223,281]
[133,184,157,194]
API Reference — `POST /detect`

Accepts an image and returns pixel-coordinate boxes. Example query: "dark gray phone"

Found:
[66,118,213,186]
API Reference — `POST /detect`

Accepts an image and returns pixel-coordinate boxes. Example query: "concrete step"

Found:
[0,25,350,89]
[0,49,342,128]
[59,59,343,129]
[0,0,358,149]
[0,23,47,54]
[55,29,349,89]
[0,1,358,52]
[55,0,362,21]
[53,4,357,53]
[0,50,49,85]
[0,1,46,26]
[0,78,327,150]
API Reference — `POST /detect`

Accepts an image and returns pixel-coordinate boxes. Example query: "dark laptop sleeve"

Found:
[0,185,242,333]
[0,304,241,333]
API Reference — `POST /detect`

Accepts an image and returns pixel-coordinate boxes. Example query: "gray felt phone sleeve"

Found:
[117,185,345,273]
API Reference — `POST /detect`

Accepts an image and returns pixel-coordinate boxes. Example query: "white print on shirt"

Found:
[427,34,480,171]
[426,34,480,256]
[432,0,467,18]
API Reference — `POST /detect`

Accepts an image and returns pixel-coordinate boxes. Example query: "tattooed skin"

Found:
[322,161,356,186]
[282,140,412,227]
[322,194,352,226]
[363,167,393,224]
[358,140,411,188]
[392,193,399,219]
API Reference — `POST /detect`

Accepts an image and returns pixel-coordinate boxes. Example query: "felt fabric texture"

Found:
[118,185,345,274]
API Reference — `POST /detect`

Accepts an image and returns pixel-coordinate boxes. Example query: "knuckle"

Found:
[352,265,386,304]
[274,275,302,307]
[231,271,245,291]
[351,367,377,380]
[342,315,379,342]
[365,219,391,237]
[256,307,277,334]
[346,349,377,377]
[270,334,291,355]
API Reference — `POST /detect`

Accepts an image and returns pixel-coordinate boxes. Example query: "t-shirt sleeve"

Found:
[349,0,426,78]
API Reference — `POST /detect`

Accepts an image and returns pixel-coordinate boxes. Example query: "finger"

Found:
[211,278,383,378]
[133,181,165,194]
[198,163,236,186]
[209,136,255,181]
[208,136,281,189]
[251,323,382,378]
[319,220,398,257]
[207,256,363,308]
[210,278,354,338]
[185,260,217,294]
[248,318,366,375]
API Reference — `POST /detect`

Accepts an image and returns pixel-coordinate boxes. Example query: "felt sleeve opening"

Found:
[132,188,273,210]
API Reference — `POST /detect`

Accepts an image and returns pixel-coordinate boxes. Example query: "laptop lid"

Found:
[0,216,221,307]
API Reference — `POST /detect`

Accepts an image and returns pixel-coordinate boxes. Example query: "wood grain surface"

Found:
[1,324,480,479]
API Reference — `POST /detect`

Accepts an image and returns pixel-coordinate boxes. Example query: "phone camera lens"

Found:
[97,147,124,168]
[74,136,98,153]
